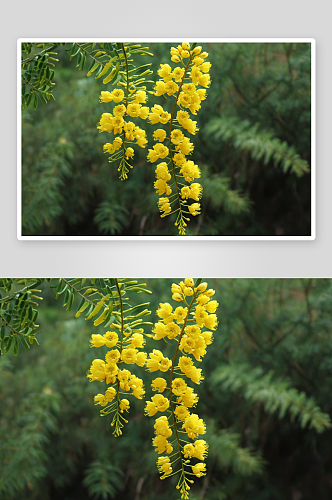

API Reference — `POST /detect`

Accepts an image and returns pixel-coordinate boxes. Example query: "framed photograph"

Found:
[18,39,315,240]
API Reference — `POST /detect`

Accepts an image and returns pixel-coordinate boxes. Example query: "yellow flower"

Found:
[135,90,148,103]
[157,302,173,319]
[178,92,192,108]
[165,81,179,96]
[200,62,211,73]
[121,347,138,364]
[94,393,108,406]
[99,91,113,103]
[139,106,149,119]
[127,102,142,117]
[97,113,114,133]
[188,203,201,216]
[192,462,206,477]
[90,334,105,348]
[171,129,185,145]
[159,111,171,124]
[171,378,188,396]
[119,399,130,412]
[153,435,172,454]
[165,322,181,339]
[174,405,190,421]
[154,80,167,96]
[198,74,211,88]
[182,83,196,96]
[158,63,172,78]
[153,129,167,142]
[155,416,172,438]
[113,104,126,116]
[194,439,208,460]
[205,300,218,313]
[182,413,206,439]
[204,314,218,330]
[172,67,185,82]
[183,443,195,458]
[125,147,134,160]
[105,349,120,364]
[111,88,125,103]
[87,359,106,382]
[135,351,147,367]
[154,179,172,196]
[152,377,167,393]
[173,306,188,324]
[103,331,118,348]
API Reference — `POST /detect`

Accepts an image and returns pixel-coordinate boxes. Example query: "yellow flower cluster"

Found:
[144,279,218,498]
[87,328,148,435]
[97,88,149,180]
[148,43,211,234]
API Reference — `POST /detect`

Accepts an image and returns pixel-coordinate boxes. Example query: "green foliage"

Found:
[212,363,331,432]
[21,42,59,109]
[64,42,154,89]
[205,116,309,177]
[208,426,265,475]
[0,387,60,497]
[0,278,45,355]
[83,461,124,499]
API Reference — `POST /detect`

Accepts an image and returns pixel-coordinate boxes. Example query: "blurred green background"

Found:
[21,42,312,236]
[1,278,332,500]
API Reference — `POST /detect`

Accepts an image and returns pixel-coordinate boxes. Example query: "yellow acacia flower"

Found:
[111,88,125,103]
[99,91,113,103]
[90,334,105,348]
[192,463,206,478]
[103,331,118,348]
[119,399,130,412]
[152,377,167,392]
[105,349,121,364]
[182,413,206,439]
[87,359,106,382]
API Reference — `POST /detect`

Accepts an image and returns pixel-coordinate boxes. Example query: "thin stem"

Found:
[62,279,94,305]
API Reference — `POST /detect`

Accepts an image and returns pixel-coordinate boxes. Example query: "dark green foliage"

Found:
[21,42,312,236]
[21,42,60,109]
[0,278,45,355]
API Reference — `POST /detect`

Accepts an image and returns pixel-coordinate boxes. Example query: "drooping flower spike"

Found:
[97,43,154,180]
[148,44,211,235]
[87,279,152,436]
[145,279,218,498]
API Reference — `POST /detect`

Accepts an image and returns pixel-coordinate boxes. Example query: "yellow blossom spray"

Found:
[144,278,218,498]
[87,279,152,436]
[147,43,211,235]
[97,43,154,180]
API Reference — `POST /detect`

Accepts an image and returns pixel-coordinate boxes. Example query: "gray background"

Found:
[2,0,330,277]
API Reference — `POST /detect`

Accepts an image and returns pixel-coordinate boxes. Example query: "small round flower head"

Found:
[151,377,167,392]
[192,462,206,477]
[119,399,130,413]
[90,334,105,348]
[111,88,125,103]
[99,91,113,103]
[153,129,167,142]
[103,331,118,348]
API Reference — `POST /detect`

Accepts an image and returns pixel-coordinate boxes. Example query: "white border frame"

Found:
[18,38,316,241]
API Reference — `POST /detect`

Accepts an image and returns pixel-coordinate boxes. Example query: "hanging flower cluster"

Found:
[144,279,218,499]
[148,43,211,235]
[97,44,152,181]
[87,279,150,436]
